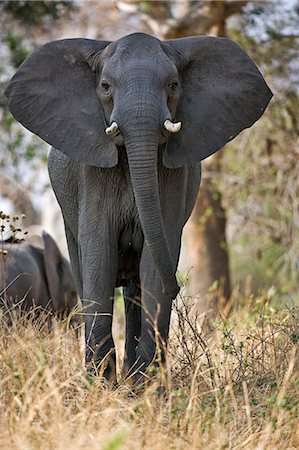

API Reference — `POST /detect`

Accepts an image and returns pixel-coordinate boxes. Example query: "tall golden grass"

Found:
[0,294,298,450]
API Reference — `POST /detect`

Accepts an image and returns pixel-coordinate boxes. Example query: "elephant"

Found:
[0,229,79,322]
[5,32,272,383]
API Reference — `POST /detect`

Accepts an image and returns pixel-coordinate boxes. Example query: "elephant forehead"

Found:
[103,49,178,82]
[116,32,162,51]
[102,33,177,77]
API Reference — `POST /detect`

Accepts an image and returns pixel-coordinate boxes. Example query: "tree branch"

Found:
[224,1,249,19]
[120,0,250,39]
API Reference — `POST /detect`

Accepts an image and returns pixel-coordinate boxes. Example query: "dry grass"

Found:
[0,294,298,450]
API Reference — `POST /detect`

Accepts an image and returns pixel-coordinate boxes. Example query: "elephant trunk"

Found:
[121,111,179,299]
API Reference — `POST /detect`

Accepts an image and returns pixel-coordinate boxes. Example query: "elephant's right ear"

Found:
[5,38,118,168]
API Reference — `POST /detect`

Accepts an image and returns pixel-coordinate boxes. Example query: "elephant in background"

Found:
[0,228,79,322]
[5,32,272,383]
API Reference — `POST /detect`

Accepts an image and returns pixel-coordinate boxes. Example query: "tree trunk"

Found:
[183,18,232,314]
[184,154,231,313]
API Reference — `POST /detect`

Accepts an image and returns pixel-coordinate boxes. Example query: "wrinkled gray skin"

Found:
[0,231,78,320]
[5,33,272,382]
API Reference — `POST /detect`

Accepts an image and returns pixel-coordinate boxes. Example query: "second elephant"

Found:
[0,230,79,320]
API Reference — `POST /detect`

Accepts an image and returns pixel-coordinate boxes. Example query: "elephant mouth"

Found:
[104,122,125,146]
[112,132,168,147]
[108,127,171,147]
[105,117,181,147]
[112,130,124,147]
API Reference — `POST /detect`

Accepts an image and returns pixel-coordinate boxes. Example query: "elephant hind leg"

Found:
[123,275,141,378]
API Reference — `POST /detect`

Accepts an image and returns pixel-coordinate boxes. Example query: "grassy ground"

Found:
[0,294,298,450]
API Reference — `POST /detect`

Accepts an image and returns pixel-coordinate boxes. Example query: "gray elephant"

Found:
[0,230,78,321]
[5,33,272,382]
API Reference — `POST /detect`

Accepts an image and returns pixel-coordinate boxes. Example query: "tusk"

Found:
[164,119,181,133]
[105,122,119,136]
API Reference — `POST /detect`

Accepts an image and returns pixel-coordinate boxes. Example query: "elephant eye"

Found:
[101,82,111,92]
[168,81,178,91]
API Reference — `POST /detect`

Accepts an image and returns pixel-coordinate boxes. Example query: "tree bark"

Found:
[182,5,247,313]
[184,152,231,313]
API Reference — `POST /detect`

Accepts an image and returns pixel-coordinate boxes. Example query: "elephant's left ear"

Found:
[5,38,118,168]
[163,37,273,168]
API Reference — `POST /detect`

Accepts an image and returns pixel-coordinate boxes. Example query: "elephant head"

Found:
[5,33,272,298]
[1,229,79,318]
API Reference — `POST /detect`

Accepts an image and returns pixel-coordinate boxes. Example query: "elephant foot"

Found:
[86,344,117,385]
[123,352,169,396]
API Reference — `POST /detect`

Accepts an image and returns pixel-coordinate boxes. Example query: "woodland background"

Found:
[0,0,298,312]
[0,2,298,449]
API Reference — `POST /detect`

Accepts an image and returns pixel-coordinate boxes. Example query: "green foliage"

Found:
[1,108,47,173]
[219,11,299,295]
[2,0,75,26]
[102,429,128,450]
[140,1,152,15]
[5,32,30,68]
[0,1,75,180]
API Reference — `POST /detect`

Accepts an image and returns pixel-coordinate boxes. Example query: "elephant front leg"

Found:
[135,246,173,384]
[80,235,118,383]
[84,308,116,382]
